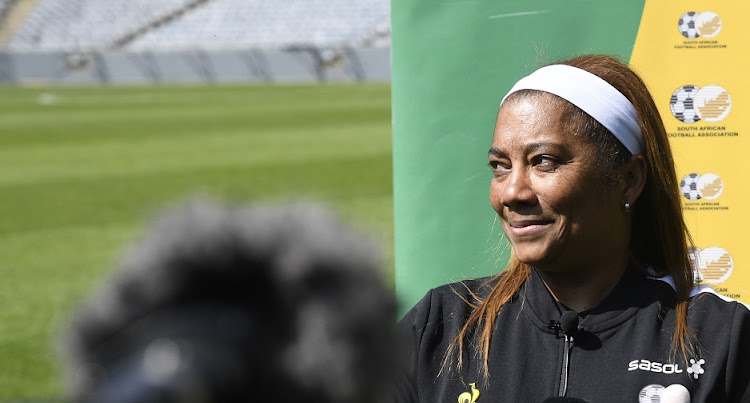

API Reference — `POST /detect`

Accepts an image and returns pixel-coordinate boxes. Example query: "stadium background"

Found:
[2,0,747,400]
[1,0,392,399]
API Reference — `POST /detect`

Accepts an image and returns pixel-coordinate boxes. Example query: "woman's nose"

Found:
[500,168,536,208]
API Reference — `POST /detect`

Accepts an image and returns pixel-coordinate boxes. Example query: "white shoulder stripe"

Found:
[651,275,676,290]
[649,276,750,311]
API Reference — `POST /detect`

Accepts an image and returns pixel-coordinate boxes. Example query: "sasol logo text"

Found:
[628,360,684,374]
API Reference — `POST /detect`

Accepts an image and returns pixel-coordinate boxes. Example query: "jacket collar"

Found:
[519,267,673,335]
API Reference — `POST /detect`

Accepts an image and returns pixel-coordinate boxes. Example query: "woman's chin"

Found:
[513,250,564,272]
[512,245,552,265]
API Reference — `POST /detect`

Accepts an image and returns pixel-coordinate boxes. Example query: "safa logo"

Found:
[678,11,722,39]
[638,383,691,402]
[670,85,731,124]
[680,173,723,201]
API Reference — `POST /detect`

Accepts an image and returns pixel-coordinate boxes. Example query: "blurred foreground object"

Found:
[61,199,397,403]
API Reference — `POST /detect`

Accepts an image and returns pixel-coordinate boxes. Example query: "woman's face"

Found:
[489,95,628,272]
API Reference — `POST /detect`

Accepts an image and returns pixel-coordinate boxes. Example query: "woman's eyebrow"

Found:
[489,142,564,157]
[524,142,561,153]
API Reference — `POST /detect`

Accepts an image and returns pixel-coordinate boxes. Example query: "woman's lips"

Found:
[506,219,553,237]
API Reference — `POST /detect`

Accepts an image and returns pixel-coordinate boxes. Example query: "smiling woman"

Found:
[391,55,750,403]
[489,92,641,285]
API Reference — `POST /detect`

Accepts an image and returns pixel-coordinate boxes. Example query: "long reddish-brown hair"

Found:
[445,54,696,380]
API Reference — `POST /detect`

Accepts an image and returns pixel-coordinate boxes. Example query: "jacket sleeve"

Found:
[389,289,434,403]
[726,302,750,402]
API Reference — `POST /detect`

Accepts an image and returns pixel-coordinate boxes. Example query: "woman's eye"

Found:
[488,160,509,172]
[534,155,559,171]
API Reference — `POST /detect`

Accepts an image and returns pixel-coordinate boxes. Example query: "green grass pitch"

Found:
[0,83,393,399]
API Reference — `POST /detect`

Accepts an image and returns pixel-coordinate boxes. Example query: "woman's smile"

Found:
[504,218,555,238]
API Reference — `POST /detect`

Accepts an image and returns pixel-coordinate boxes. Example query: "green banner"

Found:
[391,0,646,314]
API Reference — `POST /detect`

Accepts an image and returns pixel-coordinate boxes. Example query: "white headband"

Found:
[500,64,645,155]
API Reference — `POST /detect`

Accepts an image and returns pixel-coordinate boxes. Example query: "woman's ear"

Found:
[622,155,647,206]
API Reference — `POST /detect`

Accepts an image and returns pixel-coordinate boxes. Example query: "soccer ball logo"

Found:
[670,85,731,124]
[678,11,722,39]
[680,173,701,200]
[679,172,724,201]
[678,12,700,39]
[670,85,700,123]
[639,384,665,403]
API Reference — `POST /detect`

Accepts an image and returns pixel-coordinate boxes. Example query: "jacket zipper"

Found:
[559,333,574,396]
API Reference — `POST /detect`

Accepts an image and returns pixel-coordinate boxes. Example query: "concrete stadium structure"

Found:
[0,0,391,84]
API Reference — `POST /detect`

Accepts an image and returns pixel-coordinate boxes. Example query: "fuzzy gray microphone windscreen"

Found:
[61,199,398,403]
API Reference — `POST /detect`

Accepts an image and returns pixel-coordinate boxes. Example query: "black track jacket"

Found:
[392,268,750,402]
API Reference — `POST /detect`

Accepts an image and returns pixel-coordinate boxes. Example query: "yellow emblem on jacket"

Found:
[458,382,480,403]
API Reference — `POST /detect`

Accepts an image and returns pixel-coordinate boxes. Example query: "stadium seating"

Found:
[129,0,390,50]
[5,0,390,51]
[0,0,12,17]
[6,0,191,50]
[0,0,15,27]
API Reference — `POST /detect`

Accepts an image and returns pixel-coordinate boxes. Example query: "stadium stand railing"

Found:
[109,0,214,49]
